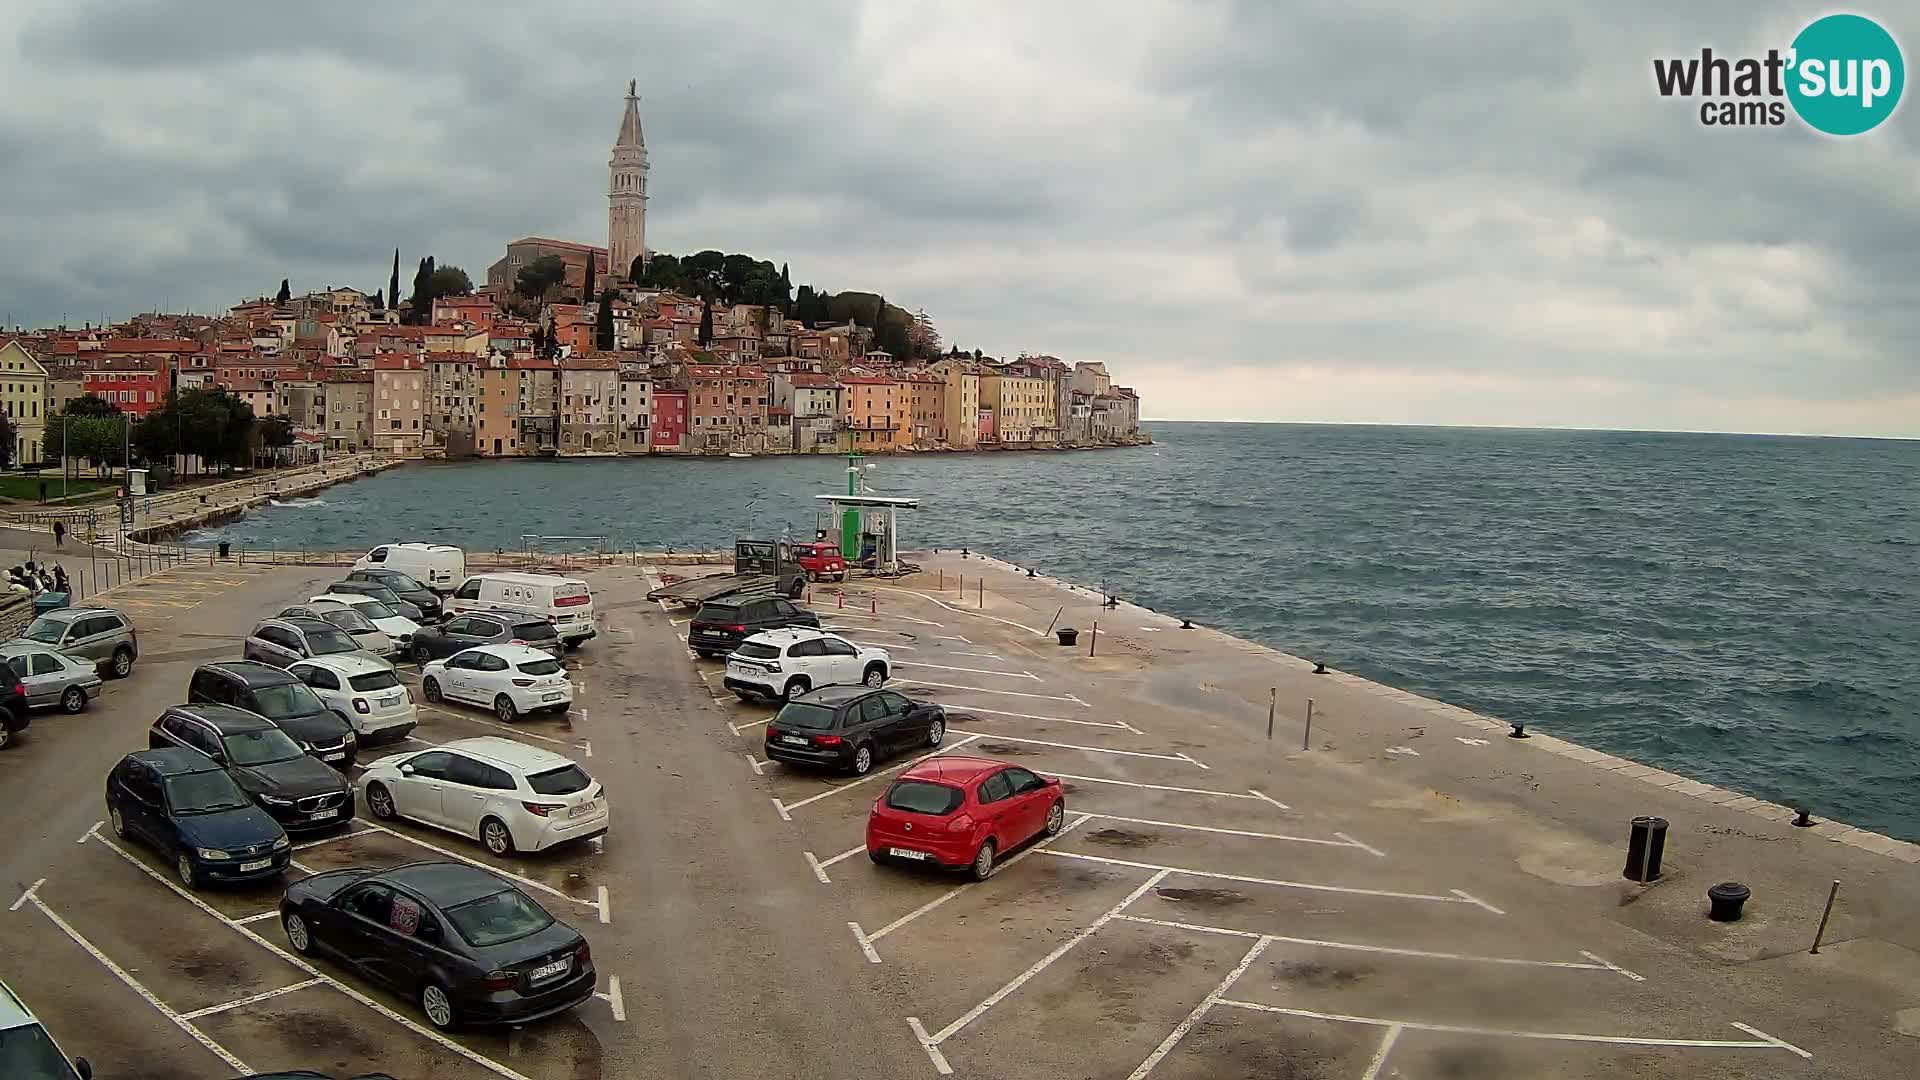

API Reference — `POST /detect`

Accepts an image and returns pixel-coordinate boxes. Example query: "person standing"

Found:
[52,520,65,547]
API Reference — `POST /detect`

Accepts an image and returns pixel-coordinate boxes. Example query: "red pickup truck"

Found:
[792,542,847,582]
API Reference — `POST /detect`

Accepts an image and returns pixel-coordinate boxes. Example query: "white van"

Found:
[448,572,597,649]
[353,543,466,593]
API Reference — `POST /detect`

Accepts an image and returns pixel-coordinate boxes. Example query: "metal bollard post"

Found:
[978,579,984,608]
[1045,606,1063,637]
[1810,880,1840,954]
[1266,688,1276,740]
[1089,620,1098,657]
[1303,697,1314,750]
[871,598,876,614]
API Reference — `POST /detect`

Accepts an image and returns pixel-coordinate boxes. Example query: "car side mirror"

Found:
[399,763,415,776]
[75,1057,92,1080]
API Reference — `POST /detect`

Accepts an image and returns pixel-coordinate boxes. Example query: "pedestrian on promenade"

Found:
[52,520,65,547]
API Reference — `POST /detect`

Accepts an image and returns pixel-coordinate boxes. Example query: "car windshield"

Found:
[164,770,252,814]
[303,626,360,655]
[735,641,781,660]
[444,888,554,947]
[886,780,965,815]
[321,609,379,634]
[348,669,402,692]
[527,764,593,795]
[512,621,558,642]
[20,617,68,645]
[380,572,427,592]
[347,599,399,621]
[773,701,837,730]
[249,683,327,719]
[0,1021,79,1080]
[516,658,563,676]
[222,727,305,766]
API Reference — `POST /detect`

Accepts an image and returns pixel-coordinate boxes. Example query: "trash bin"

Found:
[1624,816,1668,882]
[218,541,231,560]
[1056,628,1079,646]
[33,592,69,614]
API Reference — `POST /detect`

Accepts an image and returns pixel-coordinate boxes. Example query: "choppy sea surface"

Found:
[193,423,1920,838]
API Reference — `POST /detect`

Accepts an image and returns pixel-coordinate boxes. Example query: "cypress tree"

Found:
[275,279,290,305]
[595,291,615,351]
[388,249,400,311]
[582,255,596,307]
[698,299,713,346]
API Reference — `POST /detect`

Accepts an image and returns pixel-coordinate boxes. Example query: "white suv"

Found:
[722,628,890,703]
[357,736,607,854]
[288,654,418,745]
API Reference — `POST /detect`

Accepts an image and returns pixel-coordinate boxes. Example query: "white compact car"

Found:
[288,654,418,745]
[358,736,607,854]
[310,595,421,651]
[722,627,891,702]
[420,644,573,723]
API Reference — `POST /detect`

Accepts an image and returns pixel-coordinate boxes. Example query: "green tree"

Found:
[426,265,471,298]
[388,248,401,311]
[515,255,568,299]
[698,299,713,346]
[275,279,291,305]
[372,287,384,309]
[409,258,430,321]
[258,416,295,464]
[62,394,120,418]
[0,412,15,468]
[595,291,615,351]
[581,255,597,306]
[778,262,792,306]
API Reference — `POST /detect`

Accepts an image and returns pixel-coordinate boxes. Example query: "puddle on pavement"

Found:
[1155,886,1249,907]
[976,742,1038,756]
[1274,959,1371,989]
[559,871,595,898]
[1084,827,1158,848]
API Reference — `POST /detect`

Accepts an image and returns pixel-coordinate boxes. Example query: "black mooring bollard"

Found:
[1056,627,1079,647]
[1707,881,1751,921]
[1312,661,1328,674]
[1624,816,1669,882]
[1027,568,1035,578]
[1793,808,1815,828]
[1509,721,1529,738]
[1179,618,1193,629]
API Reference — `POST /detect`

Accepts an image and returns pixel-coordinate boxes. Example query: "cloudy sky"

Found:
[2,1,1915,436]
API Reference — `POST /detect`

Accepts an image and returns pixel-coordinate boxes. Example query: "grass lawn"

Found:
[0,474,121,502]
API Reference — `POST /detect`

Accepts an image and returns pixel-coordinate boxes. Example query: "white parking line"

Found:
[940,703,1139,732]
[1110,915,1638,977]
[818,610,944,627]
[1081,812,1366,851]
[936,634,973,643]
[595,976,627,1022]
[179,978,326,1020]
[8,877,42,911]
[907,679,1088,705]
[1040,850,1501,910]
[417,705,569,746]
[24,892,251,1074]
[950,729,1206,767]
[895,661,1037,680]
[353,820,603,917]
[1126,936,1271,1080]
[293,827,378,850]
[1047,772,1287,807]
[803,844,868,884]
[744,753,766,775]
[235,911,281,925]
[772,735,986,818]
[730,715,773,735]
[1360,1024,1403,1080]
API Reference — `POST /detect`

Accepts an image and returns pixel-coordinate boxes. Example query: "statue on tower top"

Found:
[628,79,636,97]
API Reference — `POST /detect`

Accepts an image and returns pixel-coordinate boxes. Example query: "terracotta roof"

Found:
[560,354,619,371]
[788,374,838,388]
[84,357,168,374]
[425,351,476,364]
[508,237,608,255]
[372,356,420,371]
[100,338,193,353]
[839,376,899,386]
[508,356,559,371]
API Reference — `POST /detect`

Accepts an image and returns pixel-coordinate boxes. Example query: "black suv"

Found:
[189,662,357,769]
[689,596,820,658]
[147,705,355,832]
[342,570,443,619]
[406,611,562,663]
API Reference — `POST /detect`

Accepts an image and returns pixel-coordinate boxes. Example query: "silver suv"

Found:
[16,607,138,679]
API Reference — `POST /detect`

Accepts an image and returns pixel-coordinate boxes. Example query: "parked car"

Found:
[351,543,465,594]
[278,604,395,658]
[0,682,25,751]
[146,705,354,832]
[866,756,1066,880]
[764,686,945,776]
[15,606,137,678]
[288,655,417,745]
[0,641,101,713]
[106,747,291,889]
[188,661,357,769]
[791,541,847,582]
[326,580,426,623]
[341,570,443,619]
[0,978,93,1079]
[723,627,889,703]
[311,594,422,645]
[244,616,386,670]
[406,611,563,664]
[420,645,573,723]
[448,573,596,650]
[280,861,595,1030]
[688,595,819,658]
[359,737,608,855]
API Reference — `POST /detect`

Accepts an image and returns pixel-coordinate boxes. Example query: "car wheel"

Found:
[969,839,997,882]
[420,982,457,1030]
[927,718,945,747]
[1044,799,1065,836]
[494,695,519,724]
[863,664,887,688]
[412,642,432,664]
[176,852,200,890]
[564,639,581,653]
[868,848,887,865]
[60,686,87,713]
[788,579,805,599]
[422,677,442,703]
[109,804,127,838]
[111,647,134,678]
[0,725,12,751]
[851,743,873,776]
[366,782,397,821]
[481,817,514,856]
[285,912,312,954]
[782,676,811,702]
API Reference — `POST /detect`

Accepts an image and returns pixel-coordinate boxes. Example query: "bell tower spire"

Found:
[609,80,649,280]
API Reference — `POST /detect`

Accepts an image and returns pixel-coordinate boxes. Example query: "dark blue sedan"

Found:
[106,747,291,889]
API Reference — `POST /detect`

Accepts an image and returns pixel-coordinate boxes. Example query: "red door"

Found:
[1004,767,1052,843]
[975,770,1018,846]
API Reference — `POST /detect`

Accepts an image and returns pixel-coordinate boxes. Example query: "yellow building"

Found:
[928,359,980,449]
[841,376,909,451]
[980,369,1052,445]
[0,340,50,465]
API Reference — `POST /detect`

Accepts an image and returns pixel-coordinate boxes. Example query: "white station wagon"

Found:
[358,736,608,854]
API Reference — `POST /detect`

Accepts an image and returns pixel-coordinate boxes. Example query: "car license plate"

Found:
[322,752,346,762]
[542,692,564,702]
[530,958,570,981]
[239,858,273,872]
[380,694,402,706]
[888,848,931,861]
[569,800,597,819]
[306,808,339,821]
[727,662,748,675]
[780,734,808,746]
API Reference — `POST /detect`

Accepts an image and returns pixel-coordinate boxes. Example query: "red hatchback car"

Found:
[866,756,1066,880]
[793,542,847,582]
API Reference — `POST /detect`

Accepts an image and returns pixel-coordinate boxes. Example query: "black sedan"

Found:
[343,569,443,620]
[281,861,595,1030]
[764,686,947,775]
[406,612,562,663]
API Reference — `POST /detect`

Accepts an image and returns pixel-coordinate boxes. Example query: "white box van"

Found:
[353,543,466,593]
[449,572,597,649]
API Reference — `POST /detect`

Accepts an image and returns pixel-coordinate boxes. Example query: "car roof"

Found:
[130,746,222,776]
[470,571,585,587]
[380,861,516,906]
[455,643,555,662]
[291,652,393,676]
[35,606,121,623]
[277,616,341,634]
[201,660,299,687]
[435,736,571,772]
[744,626,834,646]
[0,978,39,1031]
[897,755,1009,785]
[0,640,64,656]
[170,703,277,733]
[792,684,875,707]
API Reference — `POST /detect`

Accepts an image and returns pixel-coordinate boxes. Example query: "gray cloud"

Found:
[1,0,1914,434]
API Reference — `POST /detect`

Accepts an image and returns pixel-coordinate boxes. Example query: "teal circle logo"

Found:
[1787,14,1904,135]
